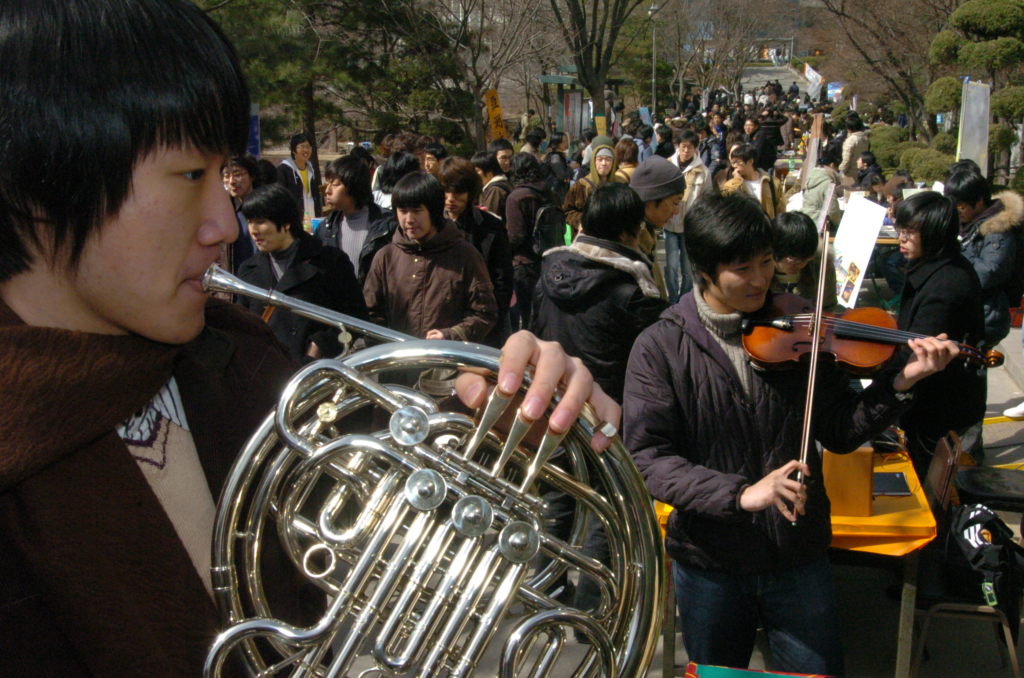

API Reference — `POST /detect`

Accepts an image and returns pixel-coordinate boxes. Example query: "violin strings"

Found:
[781,315,981,355]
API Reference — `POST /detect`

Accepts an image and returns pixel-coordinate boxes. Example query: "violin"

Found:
[741,293,1004,375]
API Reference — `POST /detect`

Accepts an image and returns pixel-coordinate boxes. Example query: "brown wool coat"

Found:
[0,298,301,678]
[363,222,498,341]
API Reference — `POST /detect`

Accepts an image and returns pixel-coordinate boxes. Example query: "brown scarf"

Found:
[0,300,238,677]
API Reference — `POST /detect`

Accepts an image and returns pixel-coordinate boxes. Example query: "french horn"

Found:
[201,265,665,678]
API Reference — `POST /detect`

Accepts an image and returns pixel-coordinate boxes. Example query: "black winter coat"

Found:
[530,236,668,403]
[237,234,367,362]
[623,291,912,575]
[451,206,515,346]
[959,190,1024,345]
[897,253,986,441]
[277,159,323,217]
[315,202,395,286]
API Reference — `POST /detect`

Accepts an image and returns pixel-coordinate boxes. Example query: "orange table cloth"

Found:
[654,454,935,556]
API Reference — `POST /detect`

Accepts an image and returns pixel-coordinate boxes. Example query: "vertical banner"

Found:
[565,91,583,140]
[639,106,652,127]
[247,103,261,157]
[958,80,991,177]
[851,94,858,112]
[804,64,823,102]
[594,113,607,137]
[484,89,508,140]
[800,113,824,190]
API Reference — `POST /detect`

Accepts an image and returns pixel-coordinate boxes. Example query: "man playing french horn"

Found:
[0,1,619,676]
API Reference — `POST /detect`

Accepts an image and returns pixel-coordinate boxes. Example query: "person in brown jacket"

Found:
[563,135,622,231]
[472,151,512,221]
[720,143,786,218]
[364,172,498,342]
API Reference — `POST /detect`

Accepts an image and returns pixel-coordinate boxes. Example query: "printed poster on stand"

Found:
[833,197,887,308]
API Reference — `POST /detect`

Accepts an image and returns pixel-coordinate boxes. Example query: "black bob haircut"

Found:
[377,152,421,193]
[684,193,774,290]
[240,184,304,238]
[673,129,700,147]
[581,183,645,242]
[391,172,446,233]
[729,143,758,164]
[944,169,992,209]
[772,212,819,261]
[509,153,545,187]
[324,156,372,210]
[895,191,961,260]
[289,133,310,158]
[424,142,448,160]
[0,0,249,283]
[488,138,514,154]
[471,152,502,177]
[227,153,260,182]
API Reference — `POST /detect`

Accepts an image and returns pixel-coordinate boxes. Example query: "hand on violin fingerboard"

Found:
[894,334,960,392]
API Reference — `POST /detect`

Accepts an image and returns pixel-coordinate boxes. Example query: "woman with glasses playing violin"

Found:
[895,191,987,474]
[770,212,838,313]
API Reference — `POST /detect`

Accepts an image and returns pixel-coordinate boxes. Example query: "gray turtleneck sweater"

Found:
[694,285,758,400]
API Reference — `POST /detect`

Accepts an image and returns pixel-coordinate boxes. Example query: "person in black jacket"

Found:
[237,184,367,362]
[439,157,515,346]
[623,193,960,676]
[894,191,987,473]
[742,116,776,173]
[532,182,668,403]
[277,133,322,219]
[316,155,396,286]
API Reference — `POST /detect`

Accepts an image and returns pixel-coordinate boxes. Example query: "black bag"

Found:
[512,120,523,141]
[945,504,1024,641]
[1003,225,1024,308]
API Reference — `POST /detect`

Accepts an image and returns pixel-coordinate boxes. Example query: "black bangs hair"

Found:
[895,191,961,260]
[377,152,422,193]
[684,193,773,289]
[471,151,502,177]
[240,184,304,238]
[944,169,992,209]
[324,156,372,210]
[581,182,645,241]
[0,0,250,282]
[772,212,819,261]
[391,172,446,232]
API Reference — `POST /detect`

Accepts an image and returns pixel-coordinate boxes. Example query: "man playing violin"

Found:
[623,193,959,676]
[0,2,619,676]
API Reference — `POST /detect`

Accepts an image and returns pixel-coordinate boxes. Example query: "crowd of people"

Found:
[0,1,1018,678]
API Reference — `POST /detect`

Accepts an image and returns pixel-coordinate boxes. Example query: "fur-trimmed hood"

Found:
[542,235,661,299]
[978,190,1024,236]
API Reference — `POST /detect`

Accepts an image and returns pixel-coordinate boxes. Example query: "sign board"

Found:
[639,106,652,127]
[484,89,508,140]
[565,91,583,140]
[958,80,991,177]
[827,82,844,103]
[594,113,607,137]
[247,104,261,157]
[832,198,887,308]
[804,64,823,101]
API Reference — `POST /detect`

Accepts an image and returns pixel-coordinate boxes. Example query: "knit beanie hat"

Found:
[589,135,617,185]
[630,156,687,203]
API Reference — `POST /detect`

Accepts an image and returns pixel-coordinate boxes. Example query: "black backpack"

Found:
[945,504,1024,641]
[530,187,568,257]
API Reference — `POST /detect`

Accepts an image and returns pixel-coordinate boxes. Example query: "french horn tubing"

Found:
[201,265,665,678]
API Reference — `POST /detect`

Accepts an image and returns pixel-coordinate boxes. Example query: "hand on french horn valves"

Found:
[453,330,621,452]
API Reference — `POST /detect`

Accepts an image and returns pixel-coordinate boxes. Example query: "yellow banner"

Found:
[594,113,607,137]
[484,89,508,140]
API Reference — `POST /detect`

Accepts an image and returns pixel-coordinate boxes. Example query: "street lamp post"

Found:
[649,3,658,120]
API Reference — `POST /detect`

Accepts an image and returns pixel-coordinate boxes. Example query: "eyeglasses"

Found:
[895,226,919,238]
[224,170,249,180]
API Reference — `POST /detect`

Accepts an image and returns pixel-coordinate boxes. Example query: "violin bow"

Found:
[793,182,837,525]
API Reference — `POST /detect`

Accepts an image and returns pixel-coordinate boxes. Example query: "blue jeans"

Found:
[664,230,691,304]
[673,557,846,676]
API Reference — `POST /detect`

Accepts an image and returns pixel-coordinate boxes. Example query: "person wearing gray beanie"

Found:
[630,156,687,203]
